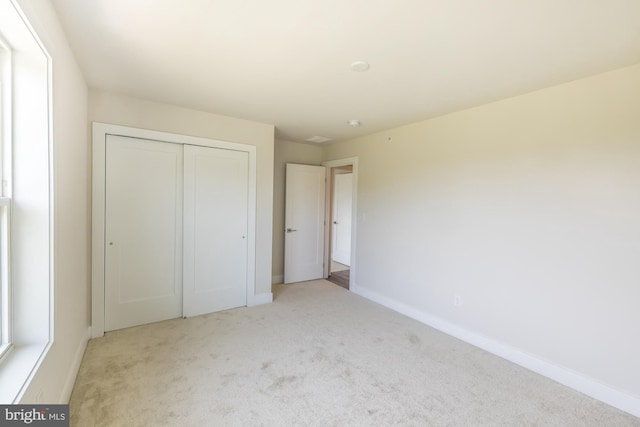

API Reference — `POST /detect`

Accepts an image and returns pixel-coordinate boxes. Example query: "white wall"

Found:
[89,91,275,298]
[272,139,324,283]
[15,0,90,403]
[323,64,640,414]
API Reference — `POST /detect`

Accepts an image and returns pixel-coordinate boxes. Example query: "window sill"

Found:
[0,342,50,403]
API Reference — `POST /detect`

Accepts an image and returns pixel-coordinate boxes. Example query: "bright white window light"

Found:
[0,0,53,404]
[0,35,11,361]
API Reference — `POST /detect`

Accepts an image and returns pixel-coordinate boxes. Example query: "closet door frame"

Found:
[91,122,257,338]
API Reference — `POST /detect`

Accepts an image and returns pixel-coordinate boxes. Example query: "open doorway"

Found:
[323,157,357,290]
[282,157,357,289]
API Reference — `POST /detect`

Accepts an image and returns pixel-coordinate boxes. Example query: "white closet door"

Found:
[183,145,248,317]
[104,135,183,331]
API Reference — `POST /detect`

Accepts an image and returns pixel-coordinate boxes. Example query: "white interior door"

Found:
[183,145,248,317]
[332,173,352,266]
[284,163,326,283]
[104,135,183,331]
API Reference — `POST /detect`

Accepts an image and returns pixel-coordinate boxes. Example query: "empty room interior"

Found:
[1,0,639,425]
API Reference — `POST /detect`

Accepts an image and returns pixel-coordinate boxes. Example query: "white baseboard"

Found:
[249,292,273,307]
[272,275,284,285]
[59,326,90,403]
[350,282,640,419]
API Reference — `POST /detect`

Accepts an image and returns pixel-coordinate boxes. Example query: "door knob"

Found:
[333,221,338,224]
[286,228,297,233]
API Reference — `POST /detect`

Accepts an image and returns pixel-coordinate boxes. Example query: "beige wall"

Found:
[323,64,640,406]
[13,1,640,411]
[89,91,275,298]
[272,139,324,283]
[16,0,91,403]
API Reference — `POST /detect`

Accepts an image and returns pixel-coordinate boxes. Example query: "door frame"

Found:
[91,122,257,338]
[322,157,358,286]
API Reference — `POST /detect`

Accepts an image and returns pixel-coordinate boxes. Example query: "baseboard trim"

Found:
[272,275,284,285]
[350,282,640,418]
[59,326,90,403]
[248,292,273,307]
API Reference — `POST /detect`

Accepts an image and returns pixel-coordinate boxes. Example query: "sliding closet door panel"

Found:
[183,145,248,317]
[105,135,183,331]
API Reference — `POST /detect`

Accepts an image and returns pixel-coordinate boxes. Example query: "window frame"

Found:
[0,199,10,360]
[0,38,12,360]
[0,0,54,404]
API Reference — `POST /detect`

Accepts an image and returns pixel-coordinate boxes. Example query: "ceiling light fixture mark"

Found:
[350,61,370,72]
[306,136,333,143]
[347,120,361,127]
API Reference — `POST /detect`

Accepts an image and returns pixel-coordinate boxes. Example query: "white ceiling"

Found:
[50,0,640,143]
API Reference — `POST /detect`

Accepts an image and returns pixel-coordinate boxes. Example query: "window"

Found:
[0,37,11,360]
[0,0,53,403]
[0,198,9,359]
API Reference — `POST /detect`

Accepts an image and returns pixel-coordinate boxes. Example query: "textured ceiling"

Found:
[51,0,640,143]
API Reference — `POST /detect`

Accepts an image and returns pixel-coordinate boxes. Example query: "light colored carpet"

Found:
[70,280,639,426]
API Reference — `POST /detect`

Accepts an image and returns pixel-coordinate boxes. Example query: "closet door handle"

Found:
[286,228,297,233]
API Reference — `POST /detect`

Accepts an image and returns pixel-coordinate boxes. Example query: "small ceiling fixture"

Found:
[306,135,333,143]
[347,120,361,127]
[350,61,370,72]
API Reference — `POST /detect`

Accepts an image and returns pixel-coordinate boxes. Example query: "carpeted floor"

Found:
[69,280,639,426]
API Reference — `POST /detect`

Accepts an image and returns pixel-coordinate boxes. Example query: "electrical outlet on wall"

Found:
[454,294,462,307]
